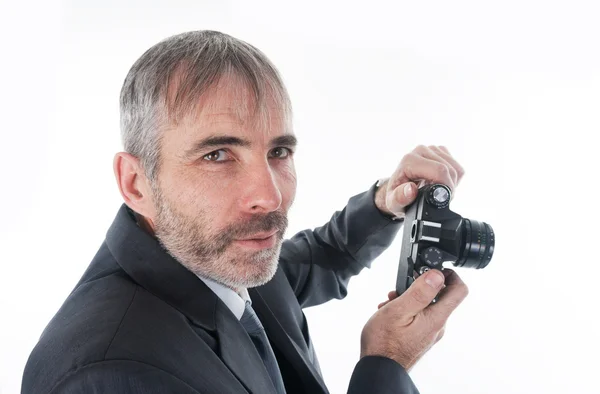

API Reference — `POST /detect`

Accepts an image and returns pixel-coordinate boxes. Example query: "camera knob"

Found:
[426,184,451,209]
[421,246,444,268]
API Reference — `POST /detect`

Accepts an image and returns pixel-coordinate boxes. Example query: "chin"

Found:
[202,243,282,290]
[237,248,280,288]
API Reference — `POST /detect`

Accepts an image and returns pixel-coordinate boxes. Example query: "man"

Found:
[22,30,469,394]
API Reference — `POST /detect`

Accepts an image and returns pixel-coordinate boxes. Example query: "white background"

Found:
[1,1,599,393]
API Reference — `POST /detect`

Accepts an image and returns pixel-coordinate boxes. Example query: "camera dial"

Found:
[420,246,444,268]
[426,184,451,209]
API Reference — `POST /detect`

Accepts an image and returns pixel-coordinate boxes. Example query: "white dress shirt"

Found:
[198,275,251,320]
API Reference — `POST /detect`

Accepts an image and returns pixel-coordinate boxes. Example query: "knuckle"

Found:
[460,282,470,299]
[437,163,450,177]
[448,166,458,179]
[401,152,417,165]
[380,303,393,317]
[445,298,462,312]
[426,330,440,344]
[414,144,428,154]
[432,146,446,156]
[436,329,446,343]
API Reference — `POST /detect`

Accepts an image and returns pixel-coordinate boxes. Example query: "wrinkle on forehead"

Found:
[164,67,291,136]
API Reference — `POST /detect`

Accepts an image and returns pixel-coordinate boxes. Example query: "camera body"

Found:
[395,183,495,298]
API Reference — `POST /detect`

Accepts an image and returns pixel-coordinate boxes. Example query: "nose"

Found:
[239,161,283,214]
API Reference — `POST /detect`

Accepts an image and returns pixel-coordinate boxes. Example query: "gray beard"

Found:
[151,188,288,290]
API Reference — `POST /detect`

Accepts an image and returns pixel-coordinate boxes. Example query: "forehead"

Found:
[166,73,291,140]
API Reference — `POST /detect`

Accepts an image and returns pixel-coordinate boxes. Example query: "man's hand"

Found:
[360,269,468,371]
[375,145,465,219]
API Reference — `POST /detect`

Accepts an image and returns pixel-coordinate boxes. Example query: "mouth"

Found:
[234,230,279,250]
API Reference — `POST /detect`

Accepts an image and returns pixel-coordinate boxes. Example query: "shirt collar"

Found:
[197,275,250,320]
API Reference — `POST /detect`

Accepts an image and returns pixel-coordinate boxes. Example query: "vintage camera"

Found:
[395,183,495,299]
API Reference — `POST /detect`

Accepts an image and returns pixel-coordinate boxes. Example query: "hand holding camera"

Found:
[364,144,495,371]
[377,145,464,221]
[374,144,494,296]
[361,268,468,371]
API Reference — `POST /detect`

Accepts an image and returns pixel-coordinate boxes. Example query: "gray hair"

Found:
[119,30,293,183]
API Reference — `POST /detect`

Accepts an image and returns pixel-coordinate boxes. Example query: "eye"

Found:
[203,149,229,162]
[269,147,293,159]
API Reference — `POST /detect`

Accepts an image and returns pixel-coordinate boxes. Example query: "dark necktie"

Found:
[240,302,287,394]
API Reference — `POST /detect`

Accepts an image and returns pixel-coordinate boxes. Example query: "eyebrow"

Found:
[183,134,298,159]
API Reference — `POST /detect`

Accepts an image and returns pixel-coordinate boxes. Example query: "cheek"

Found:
[161,169,223,214]
[277,163,297,206]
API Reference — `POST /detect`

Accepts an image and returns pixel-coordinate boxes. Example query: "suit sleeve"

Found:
[347,356,420,394]
[48,361,201,394]
[279,181,404,308]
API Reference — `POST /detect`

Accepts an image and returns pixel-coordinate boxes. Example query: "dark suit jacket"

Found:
[22,183,420,394]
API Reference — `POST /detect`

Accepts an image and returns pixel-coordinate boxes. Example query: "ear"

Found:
[113,152,157,221]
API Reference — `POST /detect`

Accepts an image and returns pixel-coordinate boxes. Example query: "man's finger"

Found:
[387,269,446,318]
[402,154,455,192]
[426,269,469,321]
[385,181,419,215]
[421,145,458,187]
[389,151,455,194]
[438,146,452,156]
[435,326,446,344]
[428,146,465,184]
[378,290,401,309]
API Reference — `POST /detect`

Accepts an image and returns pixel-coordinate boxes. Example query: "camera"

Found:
[395,183,495,299]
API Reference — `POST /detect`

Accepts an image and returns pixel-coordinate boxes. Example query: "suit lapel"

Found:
[106,204,327,393]
[214,301,277,394]
[250,288,329,394]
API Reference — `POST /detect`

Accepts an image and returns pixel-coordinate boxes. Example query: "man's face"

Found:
[150,76,297,290]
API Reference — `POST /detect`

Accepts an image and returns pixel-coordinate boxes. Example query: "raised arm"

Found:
[278,181,403,308]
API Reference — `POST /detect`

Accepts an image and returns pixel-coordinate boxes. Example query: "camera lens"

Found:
[455,218,495,269]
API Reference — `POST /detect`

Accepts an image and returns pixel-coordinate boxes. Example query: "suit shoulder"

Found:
[22,270,140,394]
[48,360,202,394]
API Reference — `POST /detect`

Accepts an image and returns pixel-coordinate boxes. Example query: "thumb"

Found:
[388,269,445,319]
[386,182,418,216]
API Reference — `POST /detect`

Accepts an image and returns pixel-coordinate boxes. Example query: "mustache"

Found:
[225,210,288,240]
